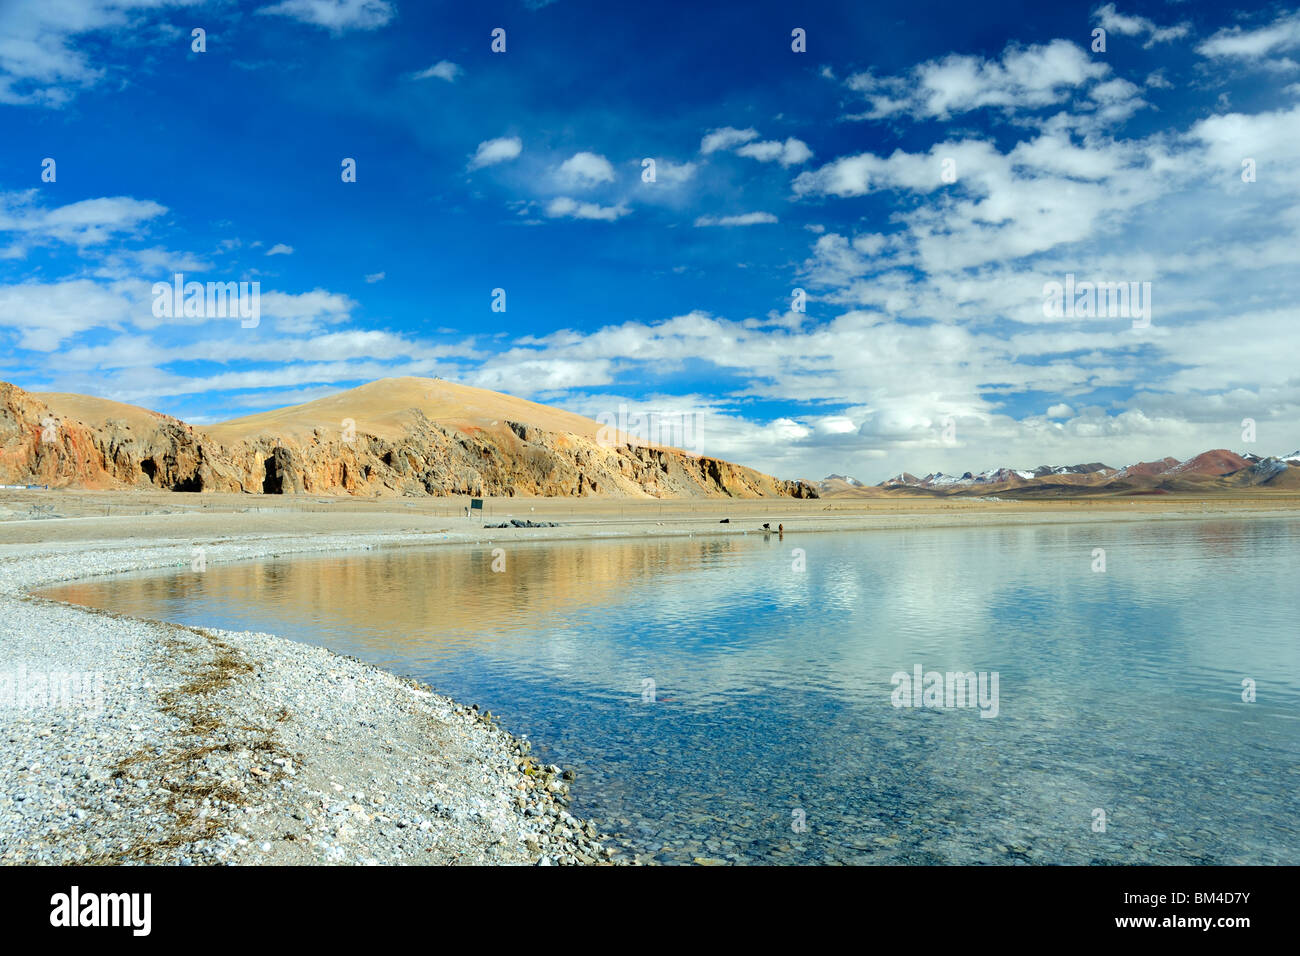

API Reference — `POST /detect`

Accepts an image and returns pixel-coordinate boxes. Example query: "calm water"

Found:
[44,518,1300,864]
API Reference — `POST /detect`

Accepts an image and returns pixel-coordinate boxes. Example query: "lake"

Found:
[42,517,1300,864]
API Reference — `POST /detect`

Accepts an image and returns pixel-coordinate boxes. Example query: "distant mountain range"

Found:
[812,449,1300,497]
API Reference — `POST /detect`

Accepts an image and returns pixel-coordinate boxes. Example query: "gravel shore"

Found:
[0,533,619,865]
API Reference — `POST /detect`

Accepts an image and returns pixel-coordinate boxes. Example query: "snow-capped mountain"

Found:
[850,448,1300,495]
[887,462,1111,490]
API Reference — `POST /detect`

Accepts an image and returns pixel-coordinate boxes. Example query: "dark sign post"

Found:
[470,497,484,520]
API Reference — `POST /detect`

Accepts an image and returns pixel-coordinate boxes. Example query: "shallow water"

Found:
[44,518,1300,864]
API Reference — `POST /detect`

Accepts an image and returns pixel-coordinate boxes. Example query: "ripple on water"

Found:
[41,517,1300,865]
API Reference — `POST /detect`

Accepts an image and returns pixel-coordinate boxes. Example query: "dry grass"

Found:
[83,627,288,864]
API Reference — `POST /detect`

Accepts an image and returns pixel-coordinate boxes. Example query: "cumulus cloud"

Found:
[545,197,630,221]
[556,151,615,187]
[0,0,212,107]
[700,126,759,154]
[258,288,357,333]
[266,243,294,256]
[410,60,462,82]
[467,136,522,170]
[792,133,1156,274]
[257,0,394,32]
[0,192,167,247]
[735,137,813,166]
[1197,11,1300,61]
[0,279,135,350]
[653,160,697,184]
[844,39,1111,120]
[1092,4,1190,48]
[700,127,811,166]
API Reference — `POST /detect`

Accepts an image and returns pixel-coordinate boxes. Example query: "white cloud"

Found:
[556,151,615,187]
[0,192,166,247]
[0,278,133,350]
[735,137,813,166]
[1190,103,1300,172]
[793,133,1157,273]
[700,126,758,154]
[364,271,385,283]
[258,289,357,333]
[700,127,811,166]
[845,39,1110,121]
[1092,4,1190,48]
[694,212,778,227]
[60,329,471,372]
[545,197,630,221]
[467,136,523,170]
[1046,403,1074,418]
[1089,77,1147,121]
[0,0,211,107]
[648,160,697,185]
[1198,11,1300,60]
[256,0,393,32]
[410,60,462,82]
[266,243,294,256]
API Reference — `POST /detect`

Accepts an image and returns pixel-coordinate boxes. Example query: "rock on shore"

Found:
[0,534,620,865]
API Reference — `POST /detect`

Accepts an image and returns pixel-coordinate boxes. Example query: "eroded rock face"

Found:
[0,383,817,500]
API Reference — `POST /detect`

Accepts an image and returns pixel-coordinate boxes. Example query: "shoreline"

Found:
[0,530,619,866]
[3,497,1298,866]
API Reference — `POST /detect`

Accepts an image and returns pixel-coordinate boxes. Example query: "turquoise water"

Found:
[45,518,1300,864]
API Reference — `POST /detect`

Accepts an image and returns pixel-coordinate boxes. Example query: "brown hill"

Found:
[34,392,172,435]
[1158,449,1250,478]
[1117,457,1180,478]
[203,377,613,446]
[0,379,816,500]
[818,448,1299,499]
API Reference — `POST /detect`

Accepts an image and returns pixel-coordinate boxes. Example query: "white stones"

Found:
[0,531,621,867]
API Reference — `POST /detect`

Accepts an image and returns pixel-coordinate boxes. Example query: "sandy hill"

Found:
[33,391,172,435]
[204,377,613,446]
[1,379,815,500]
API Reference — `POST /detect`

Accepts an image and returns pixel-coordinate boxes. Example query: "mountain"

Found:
[810,448,1300,498]
[1030,462,1113,477]
[811,473,875,496]
[879,463,1114,492]
[1151,449,1250,478]
[881,472,921,486]
[1114,457,1180,479]
[1,378,817,500]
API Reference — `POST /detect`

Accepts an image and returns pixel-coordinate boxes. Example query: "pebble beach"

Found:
[0,531,618,866]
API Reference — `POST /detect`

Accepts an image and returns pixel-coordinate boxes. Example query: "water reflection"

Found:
[44,518,1300,864]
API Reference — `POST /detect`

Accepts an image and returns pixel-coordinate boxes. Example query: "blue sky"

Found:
[2,0,1299,481]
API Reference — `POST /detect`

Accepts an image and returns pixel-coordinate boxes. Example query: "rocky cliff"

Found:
[0,381,816,500]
